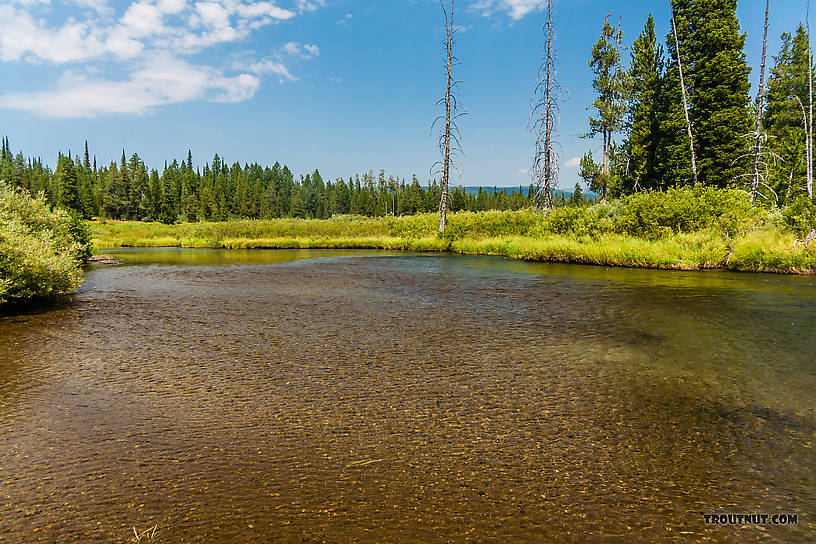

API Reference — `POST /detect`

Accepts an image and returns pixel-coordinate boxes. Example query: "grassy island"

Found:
[92,187,816,274]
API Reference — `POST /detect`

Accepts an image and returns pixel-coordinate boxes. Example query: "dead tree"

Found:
[671,10,698,185]
[793,94,812,197]
[433,0,465,233]
[530,0,560,209]
[750,0,770,206]
[809,10,814,198]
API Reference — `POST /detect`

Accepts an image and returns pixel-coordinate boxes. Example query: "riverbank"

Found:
[91,208,816,274]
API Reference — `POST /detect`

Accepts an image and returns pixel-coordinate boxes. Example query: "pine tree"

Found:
[129,154,149,220]
[765,25,814,202]
[290,189,306,218]
[54,155,80,211]
[160,161,180,224]
[571,183,585,205]
[585,12,627,198]
[147,169,163,221]
[661,0,752,188]
[654,3,693,187]
[624,14,663,192]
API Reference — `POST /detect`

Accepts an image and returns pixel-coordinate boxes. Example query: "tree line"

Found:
[577,0,816,206]
[0,139,584,223]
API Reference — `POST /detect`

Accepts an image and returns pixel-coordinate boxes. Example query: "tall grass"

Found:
[91,187,816,274]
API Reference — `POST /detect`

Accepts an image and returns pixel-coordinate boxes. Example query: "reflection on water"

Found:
[1,249,813,543]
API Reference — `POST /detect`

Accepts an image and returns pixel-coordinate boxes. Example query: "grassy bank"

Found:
[91,187,816,274]
[0,184,91,305]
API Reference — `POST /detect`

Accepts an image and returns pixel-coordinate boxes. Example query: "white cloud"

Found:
[472,0,546,20]
[0,0,321,117]
[0,1,298,63]
[104,30,145,58]
[157,0,187,14]
[281,41,319,57]
[74,0,113,15]
[0,56,259,117]
[515,167,529,176]
[564,156,580,168]
[122,2,166,38]
[249,59,296,81]
[0,6,107,63]
[295,0,325,13]
[243,41,319,82]
[211,72,260,102]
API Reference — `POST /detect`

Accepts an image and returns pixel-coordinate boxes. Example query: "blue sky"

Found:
[0,0,811,188]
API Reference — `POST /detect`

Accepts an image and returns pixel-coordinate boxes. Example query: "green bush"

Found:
[781,196,816,237]
[534,186,766,239]
[0,184,91,304]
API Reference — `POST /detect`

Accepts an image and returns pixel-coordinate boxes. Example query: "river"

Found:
[1,249,813,542]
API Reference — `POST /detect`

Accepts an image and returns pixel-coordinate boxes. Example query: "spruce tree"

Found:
[765,25,814,201]
[54,155,80,211]
[660,0,752,188]
[654,2,695,188]
[624,14,663,192]
[147,169,163,221]
[290,189,306,218]
[585,13,627,198]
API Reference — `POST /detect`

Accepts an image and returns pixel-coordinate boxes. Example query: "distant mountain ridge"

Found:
[459,186,574,199]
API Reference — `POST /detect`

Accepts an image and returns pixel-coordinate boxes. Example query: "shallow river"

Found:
[1,249,814,543]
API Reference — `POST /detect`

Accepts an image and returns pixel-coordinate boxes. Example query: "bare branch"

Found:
[435,0,466,233]
[671,7,698,185]
[529,0,561,209]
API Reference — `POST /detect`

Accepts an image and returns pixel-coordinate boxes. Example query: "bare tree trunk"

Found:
[795,95,810,195]
[751,0,770,206]
[542,0,554,208]
[438,0,454,233]
[531,0,559,209]
[809,10,814,198]
[671,12,698,185]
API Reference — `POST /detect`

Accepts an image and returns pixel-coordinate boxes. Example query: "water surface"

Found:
[1,249,814,542]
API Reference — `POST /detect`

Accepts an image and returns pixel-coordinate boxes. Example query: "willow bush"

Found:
[0,184,90,304]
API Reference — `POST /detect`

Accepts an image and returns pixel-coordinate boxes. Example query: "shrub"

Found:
[439,209,540,240]
[0,184,91,304]
[534,186,766,239]
[781,196,816,237]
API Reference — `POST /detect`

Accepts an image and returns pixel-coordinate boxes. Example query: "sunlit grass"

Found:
[90,209,816,274]
[130,524,159,543]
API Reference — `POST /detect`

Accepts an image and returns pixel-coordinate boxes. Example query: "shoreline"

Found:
[92,233,816,275]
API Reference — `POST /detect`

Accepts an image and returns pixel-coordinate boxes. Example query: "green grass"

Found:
[91,207,816,274]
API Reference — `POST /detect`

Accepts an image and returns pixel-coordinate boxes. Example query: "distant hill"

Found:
[459,186,575,199]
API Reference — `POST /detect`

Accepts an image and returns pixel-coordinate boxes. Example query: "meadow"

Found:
[91,187,816,274]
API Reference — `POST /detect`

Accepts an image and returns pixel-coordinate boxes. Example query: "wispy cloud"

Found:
[0,56,260,117]
[0,0,321,117]
[471,0,546,21]
[295,0,325,13]
[239,41,319,83]
[564,156,580,168]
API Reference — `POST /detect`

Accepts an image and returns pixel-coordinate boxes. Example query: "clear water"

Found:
[1,249,813,542]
